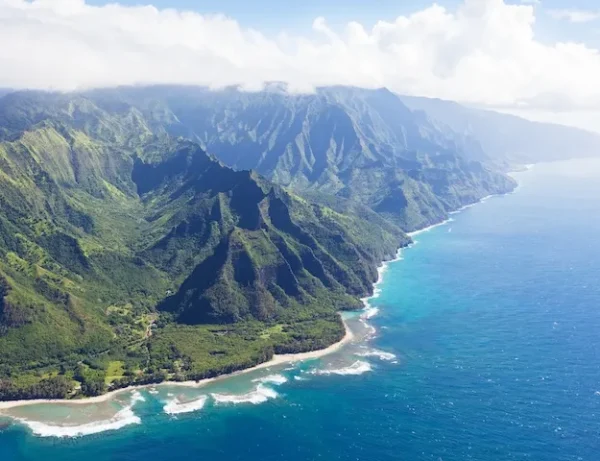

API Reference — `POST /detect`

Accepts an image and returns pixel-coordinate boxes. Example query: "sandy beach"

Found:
[0,316,354,412]
[0,191,504,414]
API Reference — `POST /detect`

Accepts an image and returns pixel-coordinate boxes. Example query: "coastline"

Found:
[0,188,516,414]
[407,194,496,238]
[0,316,354,412]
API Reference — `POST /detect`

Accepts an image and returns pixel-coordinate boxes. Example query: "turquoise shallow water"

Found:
[2,158,600,460]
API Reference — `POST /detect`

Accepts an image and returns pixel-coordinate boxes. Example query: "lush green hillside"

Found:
[0,86,523,401]
[0,93,408,400]
[82,85,516,231]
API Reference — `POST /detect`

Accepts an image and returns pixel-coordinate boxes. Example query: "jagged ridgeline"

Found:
[83,85,517,231]
[0,90,408,400]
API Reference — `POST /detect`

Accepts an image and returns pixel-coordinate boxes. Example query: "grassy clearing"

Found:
[105,361,125,385]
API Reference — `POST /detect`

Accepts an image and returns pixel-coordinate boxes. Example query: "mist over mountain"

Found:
[399,95,600,167]
[83,85,515,231]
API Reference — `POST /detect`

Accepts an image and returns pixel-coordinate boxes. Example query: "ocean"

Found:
[2,158,600,460]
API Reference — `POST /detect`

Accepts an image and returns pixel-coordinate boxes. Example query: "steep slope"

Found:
[0,92,407,399]
[84,85,516,231]
[399,95,600,167]
[132,141,405,325]
[0,119,168,397]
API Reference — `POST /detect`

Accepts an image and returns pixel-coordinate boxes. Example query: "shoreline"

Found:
[0,317,354,412]
[407,194,496,238]
[363,189,515,307]
[0,187,519,414]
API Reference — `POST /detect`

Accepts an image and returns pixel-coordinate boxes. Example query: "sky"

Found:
[2,0,600,131]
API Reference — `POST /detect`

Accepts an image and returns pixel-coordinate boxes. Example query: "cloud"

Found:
[1,0,600,112]
[548,9,600,23]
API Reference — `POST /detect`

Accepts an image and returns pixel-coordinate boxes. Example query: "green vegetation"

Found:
[84,85,516,232]
[0,87,516,401]
[104,361,125,385]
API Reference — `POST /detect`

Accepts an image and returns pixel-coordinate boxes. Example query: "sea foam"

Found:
[130,390,146,404]
[360,306,380,320]
[408,218,454,237]
[211,384,278,405]
[163,395,208,415]
[355,348,397,361]
[16,391,145,438]
[18,407,141,438]
[311,360,372,376]
[251,374,288,385]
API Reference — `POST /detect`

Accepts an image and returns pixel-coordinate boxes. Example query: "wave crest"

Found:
[355,349,397,361]
[163,395,208,415]
[252,374,288,385]
[130,390,146,403]
[311,360,372,376]
[18,407,140,438]
[211,384,278,405]
[360,306,380,320]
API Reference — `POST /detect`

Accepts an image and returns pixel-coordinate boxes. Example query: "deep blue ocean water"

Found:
[2,158,600,460]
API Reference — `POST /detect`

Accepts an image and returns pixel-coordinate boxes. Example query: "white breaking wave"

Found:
[408,218,454,236]
[358,305,378,337]
[358,317,378,339]
[251,374,288,385]
[163,395,208,415]
[211,384,278,405]
[376,266,389,283]
[16,390,146,438]
[360,306,380,320]
[373,286,387,301]
[18,407,141,438]
[355,349,397,361]
[311,360,372,376]
[130,390,146,404]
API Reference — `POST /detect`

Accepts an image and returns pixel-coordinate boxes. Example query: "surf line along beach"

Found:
[0,316,355,412]
[0,187,512,437]
[0,181,517,414]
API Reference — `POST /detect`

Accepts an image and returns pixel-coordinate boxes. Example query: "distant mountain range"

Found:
[83,85,515,231]
[399,95,600,166]
[0,85,595,400]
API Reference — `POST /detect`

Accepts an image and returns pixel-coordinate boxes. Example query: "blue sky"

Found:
[86,0,461,29]
[82,2,596,25]
[82,0,600,48]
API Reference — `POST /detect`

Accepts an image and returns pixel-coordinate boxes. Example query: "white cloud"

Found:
[1,0,600,113]
[548,9,600,23]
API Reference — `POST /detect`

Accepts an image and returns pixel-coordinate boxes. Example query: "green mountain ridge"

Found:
[0,94,408,400]
[0,86,521,400]
[82,85,516,231]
